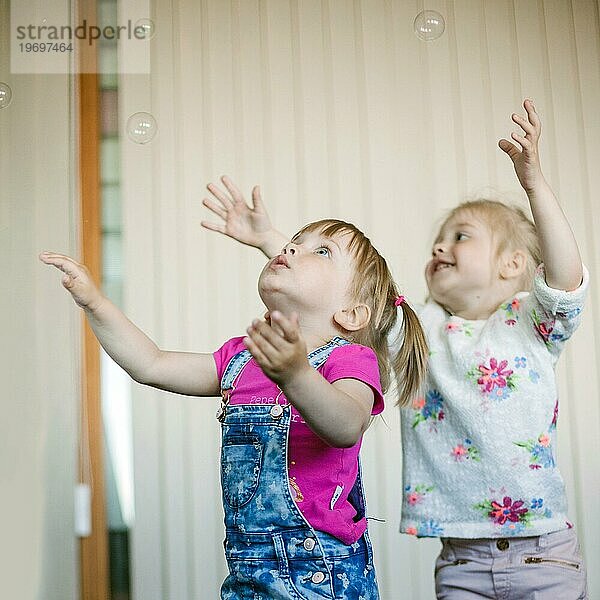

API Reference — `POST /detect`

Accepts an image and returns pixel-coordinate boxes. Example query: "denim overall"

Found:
[218,337,379,599]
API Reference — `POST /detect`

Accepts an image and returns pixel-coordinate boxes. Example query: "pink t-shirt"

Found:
[213,337,384,544]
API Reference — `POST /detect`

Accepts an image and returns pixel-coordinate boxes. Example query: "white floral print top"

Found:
[398,265,589,538]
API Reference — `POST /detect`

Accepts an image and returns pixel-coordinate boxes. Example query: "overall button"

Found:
[270,404,284,418]
[311,571,325,584]
[303,537,316,551]
[496,539,510,551]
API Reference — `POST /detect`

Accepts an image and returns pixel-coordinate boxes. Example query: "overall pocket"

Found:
[221,435,262,508]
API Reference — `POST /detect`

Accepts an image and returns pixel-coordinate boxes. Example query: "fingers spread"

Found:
[523,98,541,129]
[206,182,233,209]
[498,139,519,160]
[511,131,531,151]
[512,112,536,138]
[202,197,228,220]
[251,185,263,211]
[200,220,226,234]
[220,175,245,204]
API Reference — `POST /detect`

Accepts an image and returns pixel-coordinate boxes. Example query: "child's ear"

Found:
[499,249,527,280]
[334,304,371,332]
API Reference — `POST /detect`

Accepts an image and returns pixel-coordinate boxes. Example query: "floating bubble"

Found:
[414,10,445,41]
[126,112,157,144]
[0,83,12,109]
[135,18,155,40]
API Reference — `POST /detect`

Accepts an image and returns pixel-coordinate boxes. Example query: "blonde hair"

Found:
[447,199,542,289]
[293,219,428,407]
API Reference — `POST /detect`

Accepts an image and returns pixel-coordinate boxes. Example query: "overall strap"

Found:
[220,350,253,391]
[306,336,349,370]
[220,336,350,391]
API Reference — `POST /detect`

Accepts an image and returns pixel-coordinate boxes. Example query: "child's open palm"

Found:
[498,98,543,194]
[243,311,309,387]
[39,251,102,310]
[201,175,273,248]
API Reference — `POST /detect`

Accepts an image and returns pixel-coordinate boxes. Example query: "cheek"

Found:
[424,260,434,280]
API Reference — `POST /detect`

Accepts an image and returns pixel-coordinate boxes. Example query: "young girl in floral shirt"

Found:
[202,99,588,598]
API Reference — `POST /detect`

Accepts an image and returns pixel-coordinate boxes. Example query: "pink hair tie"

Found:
[394,295,405,307]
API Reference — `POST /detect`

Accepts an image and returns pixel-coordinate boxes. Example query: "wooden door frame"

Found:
[78,0,109,598]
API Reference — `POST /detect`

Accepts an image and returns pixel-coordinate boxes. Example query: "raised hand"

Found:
[39,251,103,310]
[201,175,274,247]
[498,99,544,194]
[243,311,309,387]
[499,100,582,291]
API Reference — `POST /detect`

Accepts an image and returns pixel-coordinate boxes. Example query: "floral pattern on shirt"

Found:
[404,483,435,506]
[445,321,473,336]
[514,355,527,369]
[411,390,445,430]
[474,494,552,535]
[450,438,480,462]
[513,433,556,470]
[501,297,522,326]
[531,309,565,348]
[467,357,518,400]
[405,519,444,537]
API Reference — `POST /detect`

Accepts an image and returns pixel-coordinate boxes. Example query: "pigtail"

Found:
[392,301,428,407]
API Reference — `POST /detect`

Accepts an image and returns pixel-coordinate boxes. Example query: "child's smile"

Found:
[425,212,509,319]
[430,257,455,272]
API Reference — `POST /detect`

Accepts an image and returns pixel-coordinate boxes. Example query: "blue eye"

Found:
[456,232,468,241]
[315,246,331,256]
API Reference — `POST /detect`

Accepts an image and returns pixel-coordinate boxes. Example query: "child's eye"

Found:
[456,232,469,241]
[315,246,331,257]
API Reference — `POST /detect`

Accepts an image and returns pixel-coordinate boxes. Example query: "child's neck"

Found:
[266,307,347,352]
[299,319,347,352]
[444,285,521,321]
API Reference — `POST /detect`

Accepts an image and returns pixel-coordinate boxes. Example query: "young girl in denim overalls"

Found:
[202,100,589,598]
[41,214,428,598]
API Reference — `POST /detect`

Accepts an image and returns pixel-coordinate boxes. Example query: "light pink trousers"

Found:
[435,528,587,599]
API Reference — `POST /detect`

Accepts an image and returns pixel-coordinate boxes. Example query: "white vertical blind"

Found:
[1,37,79,600]
[121,1,600,598]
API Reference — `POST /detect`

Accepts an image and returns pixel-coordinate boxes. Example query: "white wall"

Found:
[0,4,80,598]
[116,1,600,599]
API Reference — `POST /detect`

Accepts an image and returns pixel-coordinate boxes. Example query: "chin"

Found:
[257,283,274,306]
[428,288,453,311]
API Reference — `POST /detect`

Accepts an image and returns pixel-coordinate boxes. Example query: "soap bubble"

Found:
[0,83,12,109]
[135,18,155,40]
[414,10,445,41]
[126,112,157,144]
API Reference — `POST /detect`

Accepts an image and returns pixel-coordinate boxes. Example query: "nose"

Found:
[432,242,446,256]
[282,242,297,255]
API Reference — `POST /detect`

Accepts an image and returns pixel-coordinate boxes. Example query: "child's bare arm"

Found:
[201,175,289,259]
[499,99,583,290]
[40,252,220,396]
[244,312,373,448]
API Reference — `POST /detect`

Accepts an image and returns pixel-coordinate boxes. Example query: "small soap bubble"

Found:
[414,10,445,41]
[126,112,157,144]
[135,18,155,40]
[0,83,12,109]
